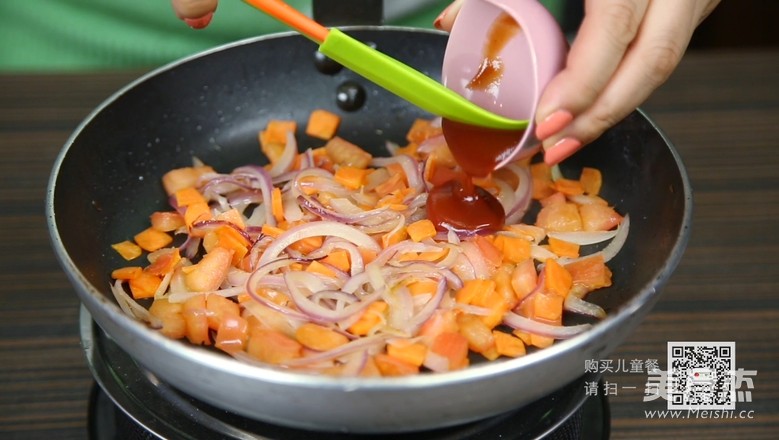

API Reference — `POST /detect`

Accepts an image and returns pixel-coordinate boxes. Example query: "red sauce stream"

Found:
[426,13,523,234]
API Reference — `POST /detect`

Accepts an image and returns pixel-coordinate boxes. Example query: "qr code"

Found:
[667,342,736,410]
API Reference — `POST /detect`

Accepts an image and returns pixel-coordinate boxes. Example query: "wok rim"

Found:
[45,27,693,394]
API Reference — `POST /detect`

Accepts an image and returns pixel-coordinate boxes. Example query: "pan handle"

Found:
[312,0,384,26]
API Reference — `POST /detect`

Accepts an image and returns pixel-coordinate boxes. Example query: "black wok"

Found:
[47,27,691,433]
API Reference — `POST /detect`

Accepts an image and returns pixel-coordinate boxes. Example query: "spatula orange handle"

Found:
[243,0,329,43]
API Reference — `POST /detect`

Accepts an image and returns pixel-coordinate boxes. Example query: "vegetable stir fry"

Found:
[110,110,627,376]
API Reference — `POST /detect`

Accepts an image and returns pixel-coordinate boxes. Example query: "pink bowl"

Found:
[442,0,567,164]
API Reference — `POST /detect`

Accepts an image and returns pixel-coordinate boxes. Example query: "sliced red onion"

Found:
[191,219,253,244]
[268,130,297,178]
[564,295,607,319]
[559,214,630,264]
[504,164,532,224]
[383,286,414,332]
[547,229,618,246]
[258,221,381,267]
[371,154,425,194]
[110,280,159,326]
[232,165,276,227]
[405,279,446,333]
[284,272,382,323]
[280,334,390,367]
[293,168,350,198]
[298,195,396,225]
[530,245,558,262]
[305,238,365,276]
[503,311,592,339]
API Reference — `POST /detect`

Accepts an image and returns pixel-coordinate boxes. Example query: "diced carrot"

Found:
[174,187,207,207]
[215,208,246,230]
[579,204,623,232]
[348,301,387,336]
[261,223,285,238]
[511,259,538,301]
[334,166,369,190]
[471,281,510,329]
[161,165,215,195]
[132,227,173,252]
[430,332,469,371]
[111,266,142,280]
[128,272,161,299]
[305,260,337,278]
[215,314,249,354]
[579,167,602,195]
[373,173,406,197]
[385,162,408,186]
[530,334,555,348]
[544,258,573,297]
[407,279,439,296]
[305,109,341,140]
[455,279,495,305]
[474,235,502,268]
[493,264,519,310]
[406,219,437,242]
[512,329,532,346]
[405,118,442,144]
[456,313,497,358]
[531,292,564,321]
[320,249,351,272]
[184,247,233,292]
[295,323,349,351]
[553,178,585,196]
[182,294,210,345]
[359,247,378,265]
[493,330,526,358]
[271,187,285,223]
[112,240,143,260]
[260,120,297,146]
[289,235,324,254]
[145,248,181,276]
[149,299,186,339]
[536,202,583,232]
[493,234,531,264]
[381,226,408,249]
[184,202,212,229]
[150,211,185,232]
[325,137,372,169]
[548,237,580,258]
[247,329,303,364]
[417,248,449,262]
[386,340,427,367]
[530,162,555,200]
[206,294,241,330]
[540,191,567,207]
[565,254,612,290]
[360,356,383,377]
[213,227,249,266]
[394,142,419,159]
[374,353,420,376]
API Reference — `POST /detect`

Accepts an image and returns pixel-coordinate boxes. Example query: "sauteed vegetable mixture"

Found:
[110,111,627,376]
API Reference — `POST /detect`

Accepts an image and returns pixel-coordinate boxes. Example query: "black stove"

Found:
[82,310,609,440]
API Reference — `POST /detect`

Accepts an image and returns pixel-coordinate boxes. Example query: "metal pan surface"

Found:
[47,28,691,433]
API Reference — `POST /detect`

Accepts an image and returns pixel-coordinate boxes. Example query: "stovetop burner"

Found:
[81,308,609,440]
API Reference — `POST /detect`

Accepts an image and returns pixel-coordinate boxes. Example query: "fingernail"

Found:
[433,10,448,30]
[535,110,573,141]
[544,137,582,165]
[184,11,214,29]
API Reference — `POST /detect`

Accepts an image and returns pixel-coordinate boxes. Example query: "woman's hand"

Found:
[171,0,219,29]
[436,0,720,165]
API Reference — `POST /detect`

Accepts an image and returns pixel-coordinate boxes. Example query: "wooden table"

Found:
[1,49,777,439]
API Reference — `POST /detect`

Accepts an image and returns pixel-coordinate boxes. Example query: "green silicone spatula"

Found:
[243,0,527,131]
